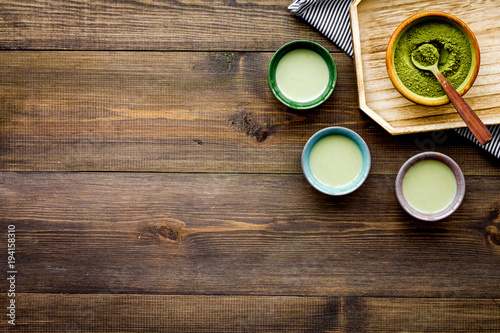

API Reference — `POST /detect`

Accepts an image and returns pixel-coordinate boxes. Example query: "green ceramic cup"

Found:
[268,40,337,110]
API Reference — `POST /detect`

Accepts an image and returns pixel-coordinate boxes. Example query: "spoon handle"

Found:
[431,67,492,145]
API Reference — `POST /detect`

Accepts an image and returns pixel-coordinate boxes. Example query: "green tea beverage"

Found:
[309,135,363,188]
[275,49,329,103]
[402,159,457,213]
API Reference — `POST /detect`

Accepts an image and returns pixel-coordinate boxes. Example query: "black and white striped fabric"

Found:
[288,0,500,158]
[289,0,355,57]
[456,126,500,157]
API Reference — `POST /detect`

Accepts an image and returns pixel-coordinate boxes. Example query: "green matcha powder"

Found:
[412,43,440,68]
[393,20,473,98]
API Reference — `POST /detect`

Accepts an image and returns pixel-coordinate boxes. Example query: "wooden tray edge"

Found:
[350,0,396,135]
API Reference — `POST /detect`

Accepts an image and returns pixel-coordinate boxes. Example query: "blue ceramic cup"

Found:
[301,127,371,196]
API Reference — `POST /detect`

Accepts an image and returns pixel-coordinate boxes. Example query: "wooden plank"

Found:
[1,51,498,174]
[1,294,499,332]
[1,294,339,332]
[1,172,499,297]
[362,298,500,333]
[0,0,334,51]
[350,0,500,134]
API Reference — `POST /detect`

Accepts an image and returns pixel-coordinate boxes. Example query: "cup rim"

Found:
[301,126,371,196]
[395,152,466,221]
[386,11,480,106]
[268,40,337,110]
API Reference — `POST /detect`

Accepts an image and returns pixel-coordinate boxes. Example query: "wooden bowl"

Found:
[386,12,480,106]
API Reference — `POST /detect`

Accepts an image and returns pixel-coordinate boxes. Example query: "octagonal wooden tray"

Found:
[350,0,500,135]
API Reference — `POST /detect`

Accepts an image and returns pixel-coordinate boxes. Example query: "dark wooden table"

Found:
[1,1,499,332]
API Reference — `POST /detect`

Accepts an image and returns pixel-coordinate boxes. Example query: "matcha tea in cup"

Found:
[302,127,370,196]
[268,40,337,109]
[276,48,329,103]
[308,135,363,188]
[395,152,465,221]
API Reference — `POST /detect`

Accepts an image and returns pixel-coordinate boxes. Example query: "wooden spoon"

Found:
[411,43,492,145]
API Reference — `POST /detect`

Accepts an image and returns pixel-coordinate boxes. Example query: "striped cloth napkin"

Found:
[289,0,500,158]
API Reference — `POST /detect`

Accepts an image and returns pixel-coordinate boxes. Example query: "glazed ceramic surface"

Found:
[268,40,337,110]
[302,126,371,196]
[395,152,465,221]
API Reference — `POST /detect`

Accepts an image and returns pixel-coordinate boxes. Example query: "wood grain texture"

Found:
[1,294,339,332]
[1,172,499,297]
[1,294,499,332]
[351,0,500,134]
[0,1,499,330]
[1,51,499,174]
[0,0,334,51]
